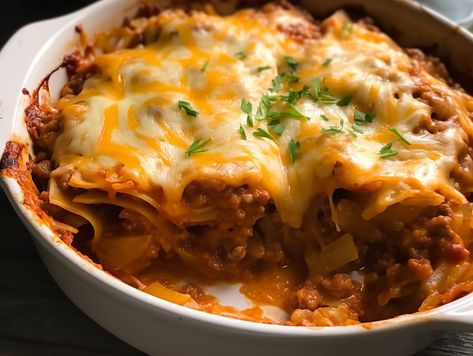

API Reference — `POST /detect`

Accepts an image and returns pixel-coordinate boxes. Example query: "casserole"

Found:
[2,0,473,354]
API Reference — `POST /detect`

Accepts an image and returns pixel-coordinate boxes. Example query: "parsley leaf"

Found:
[241,98,252,114]
[337,95,353,107]
[253,128,274,141]
[320,114,330,121]
[352,124,364,134]
[311,78,322,100]
[256,94,277,120]
[186,138,211,156]
[322,58,333,66]
[200,60,209,73]
[239,124,247,140]
[354,110,375,125]
[268,119,285,136]
[319,92,338,105]
[235,51,247,60]
[288,139,300,164]
[321,119,344,134]
[389,128,412,145]
[270,73,286,92]
[257,65,271,73]
[379,143,398,159]
[241,98,253,127]
[280,85,310,105]
[267,104,306,120]
[178,100,199,118]
[285,56,299,73]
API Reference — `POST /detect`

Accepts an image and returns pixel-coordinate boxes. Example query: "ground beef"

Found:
[296,285,321,311]
[320,273,362,300]
[181,180,270,275]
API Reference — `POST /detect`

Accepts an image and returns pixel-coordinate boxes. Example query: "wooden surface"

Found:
[1,1,473,355]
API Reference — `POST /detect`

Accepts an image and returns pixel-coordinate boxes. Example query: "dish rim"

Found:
[2,0,473,336]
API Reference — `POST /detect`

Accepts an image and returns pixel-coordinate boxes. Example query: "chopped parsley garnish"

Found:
[322,58,333,66]
[253,128,274,141]
[241,98,253,127]
[321,119,344,134]
[267,104,306,120]
[280,85,310,105]
[256,94,277,120]
[318,92,338,105]
[284,56,300,83]
[351,124,364,134]
[320,114,330,121]
[354,110,375,125]
[288,139,300,164]
[337,95,353,107]
[200,60,209,73]
[268,119,285,136]
[257,65,271,73]
[379,143,398,159]
[311,78,322,100]
[389,128,412,145]
[343,21,354,34]
[239,124,247,140]
[285,56,299,73]
[270,73,286,92]
[178,100,199,118]
[186,138,211,156]
[235,51,247,60]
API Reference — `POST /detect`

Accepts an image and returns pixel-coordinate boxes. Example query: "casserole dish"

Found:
[2,0,473,355]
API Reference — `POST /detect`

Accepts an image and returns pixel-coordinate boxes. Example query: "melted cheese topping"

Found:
[52,8,472,227]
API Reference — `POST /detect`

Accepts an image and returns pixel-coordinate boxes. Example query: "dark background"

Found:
[0,1,472,355]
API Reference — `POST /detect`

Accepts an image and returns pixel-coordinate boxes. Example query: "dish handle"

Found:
[0,9,86,149]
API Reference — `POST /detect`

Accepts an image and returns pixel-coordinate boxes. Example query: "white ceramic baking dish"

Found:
[2,1,473,355]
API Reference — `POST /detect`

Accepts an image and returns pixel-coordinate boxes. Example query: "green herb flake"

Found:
[186,138,211,156]
[321,119,345,134]
[178,100,199,118]
[354,110,375,125]
[379,143,398,159]
[352,124,364,134]
[322,58,333,67]
[235,51,247,60]
[241,98,253,127]
[253,128,274,141]
[288,139,301,164]
[280,85,310,105]
[267,104,306,121]
[337,95,353,107]
[286,104,306,119]
[320,114,330,121]
[287,73,300,84]
[311,78,322,100]
[285,56,299,73]
[257,65,271,73]
[319,92,338,105]
[241,98,252,115]
[389,128,412,145]
[268,119,285,136]
[270,73,286,92]
[256,94,277,120]
[239,124,247,140]
[200,60,209,73]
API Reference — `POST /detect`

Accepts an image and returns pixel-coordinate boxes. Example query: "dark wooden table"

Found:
[1,1,473,355]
